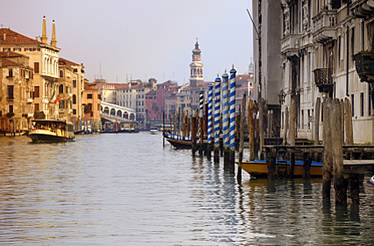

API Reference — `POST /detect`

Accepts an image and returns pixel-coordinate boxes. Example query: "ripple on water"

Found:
[0,133,373,245]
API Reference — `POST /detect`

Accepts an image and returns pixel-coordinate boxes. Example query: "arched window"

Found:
[72,95,76,104]
[59,84,64,94]
[123,112,128,119]
[129,113,135,121]
[117,110,122,117]
[110,108,116,115]
[104,107,109,114]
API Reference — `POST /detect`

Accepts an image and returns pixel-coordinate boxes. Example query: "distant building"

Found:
[82,81,101,132]
[0,52,34,133]
[0,17,61,120]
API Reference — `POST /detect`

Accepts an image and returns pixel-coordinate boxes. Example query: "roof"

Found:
[0,51,27,58]
[59,57,80,67]
[0,58,20,67]
[0,28,39,45]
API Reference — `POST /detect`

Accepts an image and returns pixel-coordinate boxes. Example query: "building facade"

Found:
[82,81,101,132]
[280,0,374,143]
[0,52,34,133]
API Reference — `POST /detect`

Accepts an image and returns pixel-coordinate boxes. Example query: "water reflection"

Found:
[0,134,373,245]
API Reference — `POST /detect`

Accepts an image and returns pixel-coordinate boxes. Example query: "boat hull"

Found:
[166,138,192,149]
[239,160,322,178]
[29,133,74,143]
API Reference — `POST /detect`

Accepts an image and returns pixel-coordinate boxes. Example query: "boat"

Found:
[29,119,75,143]
[150,129,159,135]
[239,160,323,178]
[164,133,192,149]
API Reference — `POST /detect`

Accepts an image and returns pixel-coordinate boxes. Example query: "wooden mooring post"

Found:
[191,111,198,156]
[322,98,333,201]
[237,95,247,182]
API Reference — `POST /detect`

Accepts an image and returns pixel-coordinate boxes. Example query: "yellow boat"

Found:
[29,119,75,143]
[239,160,323,178]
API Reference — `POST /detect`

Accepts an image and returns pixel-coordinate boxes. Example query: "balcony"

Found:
[312,10,337,43]
[351,0,374,18]
[281,34,301,56]
[27,98,33,104]
[313,68,333,93]
[354,51,374,83]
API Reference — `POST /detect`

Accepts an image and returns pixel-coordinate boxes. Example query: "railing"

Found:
[313,68,333,93]
[312,10,337,42]
[281,34,301,53]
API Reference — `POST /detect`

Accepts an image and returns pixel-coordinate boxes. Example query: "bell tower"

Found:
[189,39,204,87]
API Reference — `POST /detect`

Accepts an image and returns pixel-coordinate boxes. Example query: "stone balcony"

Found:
[313,68,333,93]
[281,34,301,56]
[351,0,374,18]
[312,10,337,43]
[354,51,374,83]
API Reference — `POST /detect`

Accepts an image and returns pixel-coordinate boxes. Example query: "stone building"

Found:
[0,17,60,120]
[82,81,101,132]
[280,0,374,143]
[0,52,34,133]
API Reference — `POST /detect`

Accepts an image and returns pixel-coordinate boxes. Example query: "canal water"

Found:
[0,133,373,245]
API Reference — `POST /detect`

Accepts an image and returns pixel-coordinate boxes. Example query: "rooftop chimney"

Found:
[41,16,47,44]
[51,20,57,48]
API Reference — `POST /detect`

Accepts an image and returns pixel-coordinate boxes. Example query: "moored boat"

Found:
[150,129,159,135]
[29,119,75,143]
[239,160,323,178]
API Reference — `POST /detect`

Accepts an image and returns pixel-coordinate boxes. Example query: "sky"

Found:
[1,0,253,83]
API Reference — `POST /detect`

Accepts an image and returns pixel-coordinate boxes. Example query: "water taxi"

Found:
[29,119,75,143]
[239,160,323,178]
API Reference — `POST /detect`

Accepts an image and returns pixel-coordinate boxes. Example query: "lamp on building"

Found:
[278,89,286,105]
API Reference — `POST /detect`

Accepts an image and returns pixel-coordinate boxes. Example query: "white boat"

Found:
[150,129,159,135]
[29,119,75,143]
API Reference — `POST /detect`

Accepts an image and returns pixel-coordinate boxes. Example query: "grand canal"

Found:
[0,133,373,245]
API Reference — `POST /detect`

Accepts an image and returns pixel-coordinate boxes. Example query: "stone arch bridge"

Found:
[100,101,136,127]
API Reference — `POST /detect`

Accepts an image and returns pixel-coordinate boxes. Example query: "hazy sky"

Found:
[2,0,253,83]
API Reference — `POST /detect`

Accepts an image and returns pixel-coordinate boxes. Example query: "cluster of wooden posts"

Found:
[163,90,374,207]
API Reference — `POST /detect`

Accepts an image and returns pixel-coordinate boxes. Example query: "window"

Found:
[351,94,355,117]
[73,95,77,104]
[9,105,13,113]
[60,70,64,78]
[351,27,355,67]
[73,109,77,115]
[307,109,311,129]
[7,85,14,99]
[34,86,40,98]
[59,84,64,94]
[360,92,364,117]
[73,68,78,73]
[369,86,372,116]
[34,62,39,73]
[361,20,365,50]
[8,68,13,78]
[301,110,304,129]
[34,103,39,112]
[87,94,93,99]
[73,80,77,88]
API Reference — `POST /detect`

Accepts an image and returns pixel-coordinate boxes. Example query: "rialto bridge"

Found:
[100,101,136,131]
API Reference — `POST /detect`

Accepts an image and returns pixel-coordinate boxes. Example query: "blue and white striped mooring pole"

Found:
[207,83,213,149]
[213,76,221,161]
[198,91,204,154]
[229,66,237,151]
[222,71,230,149]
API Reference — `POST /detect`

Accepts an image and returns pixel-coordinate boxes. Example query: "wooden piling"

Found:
[344,98,353,145]
[322,99,333,201]
[162,111,165,147]
[191,112,198,156]
[259,98,265,157]
[284,106,289,145]
[349,174,360,208]
[238,95,247,182]
[314,97,321,144]
[331,99,347,207]
[248,99,255,160]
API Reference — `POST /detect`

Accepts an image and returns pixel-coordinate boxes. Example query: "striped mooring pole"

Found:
[228,66,237,167]
[198,91,204,155]
[213,76,221,163]
[221,71,230,165]
[206,83,213,159]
